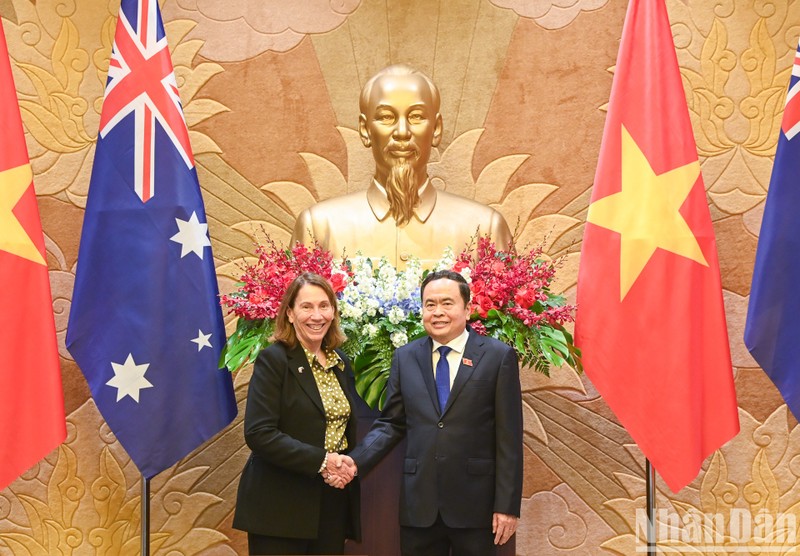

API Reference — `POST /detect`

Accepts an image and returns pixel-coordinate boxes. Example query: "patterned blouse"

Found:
[302,346,351,452]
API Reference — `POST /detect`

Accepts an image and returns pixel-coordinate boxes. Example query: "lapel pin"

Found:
[463,358,473,367]
[298,366,305,374]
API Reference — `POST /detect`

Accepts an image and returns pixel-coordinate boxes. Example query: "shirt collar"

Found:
[432,327,469,355]
[302,346,342,372]
[366,178,436,223]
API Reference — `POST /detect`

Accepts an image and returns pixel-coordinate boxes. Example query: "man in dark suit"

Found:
[340,269,523,556]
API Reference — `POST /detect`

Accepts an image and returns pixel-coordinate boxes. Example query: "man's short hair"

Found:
[420,270,471,307]
[359,64,441,114]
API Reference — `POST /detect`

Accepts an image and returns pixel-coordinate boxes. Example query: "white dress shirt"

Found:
[431,328,469,390]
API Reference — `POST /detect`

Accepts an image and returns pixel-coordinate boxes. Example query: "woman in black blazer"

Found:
[233,272,361,555]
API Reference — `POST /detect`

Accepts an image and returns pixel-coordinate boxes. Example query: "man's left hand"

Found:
[492,512,518,545]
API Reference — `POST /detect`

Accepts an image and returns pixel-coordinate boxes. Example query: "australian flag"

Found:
[745,39,800,420]
[66,0,236,479]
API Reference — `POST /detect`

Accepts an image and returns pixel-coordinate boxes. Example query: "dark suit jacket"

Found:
[349,329,523,529]
[232,342,361,540]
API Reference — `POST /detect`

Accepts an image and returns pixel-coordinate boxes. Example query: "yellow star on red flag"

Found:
[0,14,66,493]
[587,125,707,300]
[0,162,45,265]
[574,0,738,494]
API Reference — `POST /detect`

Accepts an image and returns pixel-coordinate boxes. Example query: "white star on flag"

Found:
[170,211,211,259]
[191,329,213,351]
[107,353,153,402]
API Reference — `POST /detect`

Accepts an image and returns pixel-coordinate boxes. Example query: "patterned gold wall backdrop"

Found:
[1,0,798,553]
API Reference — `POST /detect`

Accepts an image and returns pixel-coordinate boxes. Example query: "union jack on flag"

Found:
[99,0,193,201]
[67,0,237,479]
[782,44,800,140]
[746,36,800,424]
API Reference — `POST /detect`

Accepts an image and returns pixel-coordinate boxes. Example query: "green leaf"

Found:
[367,374,389,410]
[541,326,567,345]
[514,334,525,354]
[220,318,272,372]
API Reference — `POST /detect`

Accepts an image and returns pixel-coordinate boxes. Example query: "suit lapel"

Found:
[287,344,325,415]
[442,330,485,416]
[414,337,442,414]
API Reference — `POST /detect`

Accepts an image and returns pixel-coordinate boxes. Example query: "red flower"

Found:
[452,235,575,330]
[220,235,351,321]
[473,294,496,319]
[514,287,536,309]
[329,272,348,293]
[470,320,488,335]
[248,292,265,305]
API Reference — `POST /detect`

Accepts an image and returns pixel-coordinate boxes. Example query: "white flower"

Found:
[388,305,405,325]
[459,266,472,283]
[406,257,422,272]
[349,255,371,272]
[360,282,377,297]
[396,282,414,300]
[364,323,379,339]
[378,286,395,302]
[436,247,455,271]
[340,301,364,321]
[390,330,408,348]
[365,298,380,317]
[377,260,397,283]
[350,256,376,286]
[404,271,422,290]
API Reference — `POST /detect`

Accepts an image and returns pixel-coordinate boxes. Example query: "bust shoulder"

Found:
[299,190,371,218]
[291,190,376,248]
[434,189,504,216]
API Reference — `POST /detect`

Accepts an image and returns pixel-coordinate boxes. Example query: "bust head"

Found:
[359,65,443,226]
[290,65,514,269]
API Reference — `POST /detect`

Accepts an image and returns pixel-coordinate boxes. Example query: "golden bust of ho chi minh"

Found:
[291,64,513,268]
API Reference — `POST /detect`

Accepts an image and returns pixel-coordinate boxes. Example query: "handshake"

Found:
[321,452,358,489]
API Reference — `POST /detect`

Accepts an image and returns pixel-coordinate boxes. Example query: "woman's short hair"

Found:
[271,272,346,350]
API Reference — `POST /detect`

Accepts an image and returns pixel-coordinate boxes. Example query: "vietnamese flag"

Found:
[574,0,738,492]
[0,20,66,491]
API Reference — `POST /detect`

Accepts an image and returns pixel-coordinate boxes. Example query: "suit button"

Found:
[438,422,444,428]
[400,252,410,261]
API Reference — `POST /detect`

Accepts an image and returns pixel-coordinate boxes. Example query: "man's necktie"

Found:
[435,346,452,412]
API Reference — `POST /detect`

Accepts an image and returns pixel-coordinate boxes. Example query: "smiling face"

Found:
[422,278,469,344]
[287,284,335,353]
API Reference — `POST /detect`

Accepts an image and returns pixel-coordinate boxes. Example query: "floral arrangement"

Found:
[218,236,350,374]
[450,237,581,375]
[336,256,427,407]
[220,235,581,409]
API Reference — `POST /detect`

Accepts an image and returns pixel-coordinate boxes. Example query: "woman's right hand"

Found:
[322,453,357,488]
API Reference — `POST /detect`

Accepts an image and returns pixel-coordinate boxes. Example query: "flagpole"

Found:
[645,458,656,554]
[141,474,150,555]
